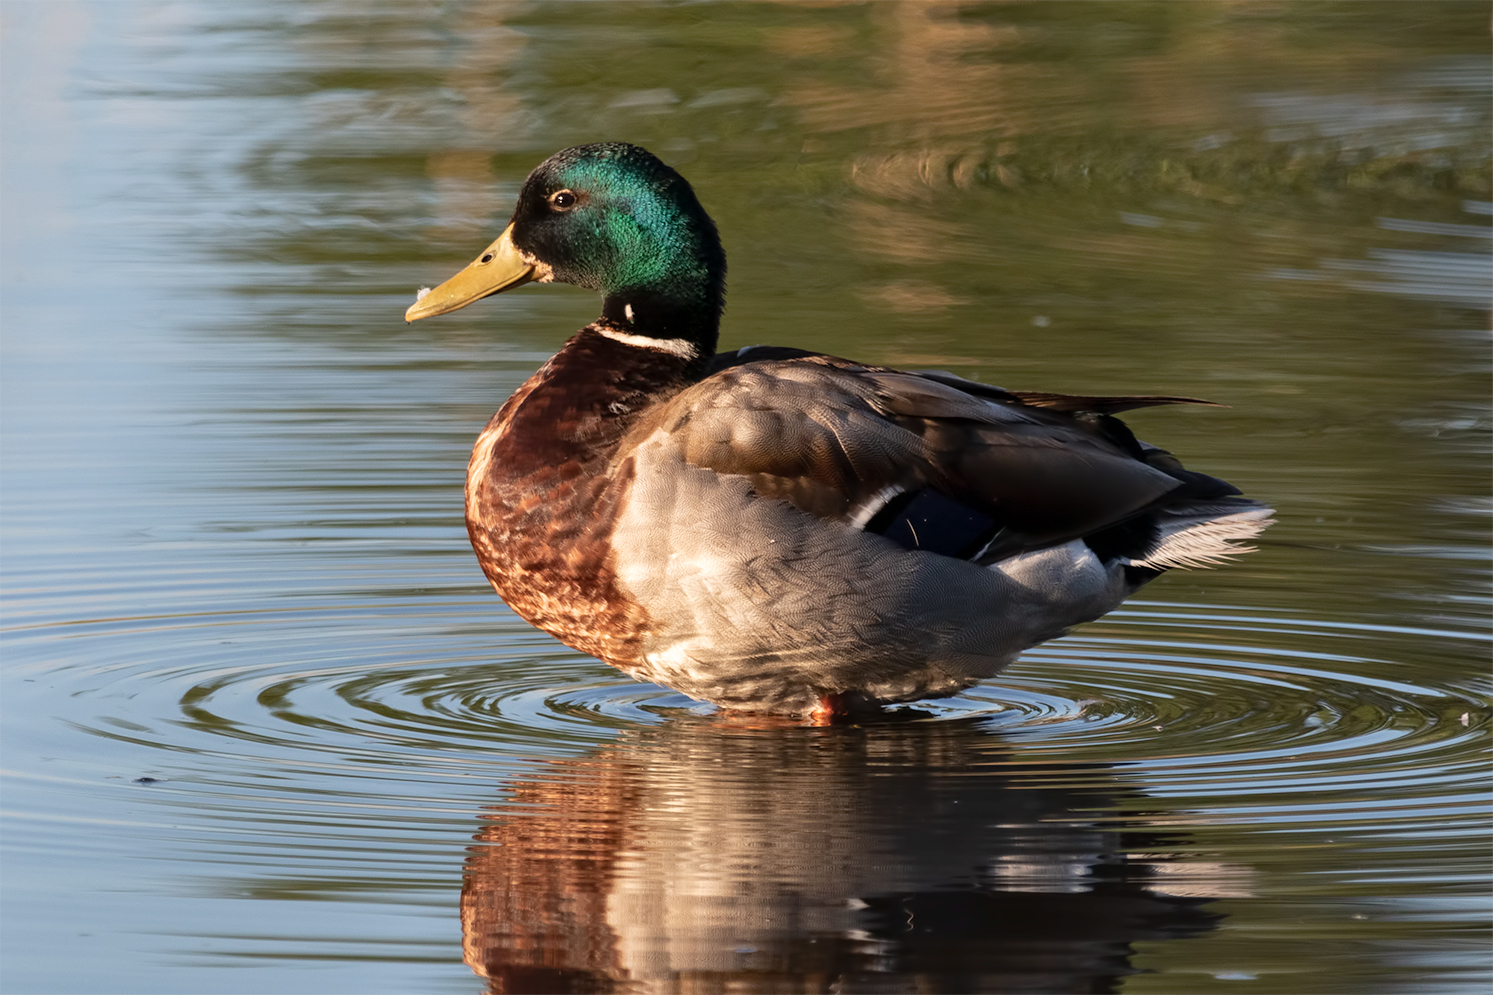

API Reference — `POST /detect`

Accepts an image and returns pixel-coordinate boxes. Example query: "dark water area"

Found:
[1,2,1488,993]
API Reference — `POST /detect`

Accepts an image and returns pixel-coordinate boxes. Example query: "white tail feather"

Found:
[1134,506,1274,571]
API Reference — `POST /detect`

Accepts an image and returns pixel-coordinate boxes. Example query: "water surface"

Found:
[2,3,1489,993]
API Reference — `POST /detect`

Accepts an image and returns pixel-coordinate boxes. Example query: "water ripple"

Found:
[17,598,1482,842]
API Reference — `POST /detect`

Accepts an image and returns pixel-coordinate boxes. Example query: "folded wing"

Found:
[624,354,1242,563]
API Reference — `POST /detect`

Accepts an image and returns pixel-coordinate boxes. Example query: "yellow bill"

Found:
[405,224,534,322]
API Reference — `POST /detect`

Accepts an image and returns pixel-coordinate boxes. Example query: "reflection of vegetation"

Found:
[846,132,1486,204]
[211,2,1490,262]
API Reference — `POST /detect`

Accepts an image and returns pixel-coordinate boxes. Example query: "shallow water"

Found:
[1,2,1489,993]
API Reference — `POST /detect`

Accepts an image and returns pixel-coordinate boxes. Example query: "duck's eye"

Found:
[549,189,578,211]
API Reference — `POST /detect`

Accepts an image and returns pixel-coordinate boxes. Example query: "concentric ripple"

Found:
[17,593,1486,810]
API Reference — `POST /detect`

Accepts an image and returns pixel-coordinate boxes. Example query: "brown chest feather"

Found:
[464,327,695,670]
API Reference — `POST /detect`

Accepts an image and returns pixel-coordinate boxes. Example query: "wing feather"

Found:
[623,355,1189,555]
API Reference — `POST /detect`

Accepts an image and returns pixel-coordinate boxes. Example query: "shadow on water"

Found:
[462,716,1233,994]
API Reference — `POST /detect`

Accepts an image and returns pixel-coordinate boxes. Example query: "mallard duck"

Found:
[406,142,1272,722]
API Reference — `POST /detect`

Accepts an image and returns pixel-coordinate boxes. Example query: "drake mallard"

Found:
[406,142,1272,722]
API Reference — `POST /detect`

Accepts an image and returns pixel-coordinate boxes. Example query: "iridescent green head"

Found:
[406,143,726,349]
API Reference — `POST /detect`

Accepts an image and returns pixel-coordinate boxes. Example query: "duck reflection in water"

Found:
[461,716,1248,994]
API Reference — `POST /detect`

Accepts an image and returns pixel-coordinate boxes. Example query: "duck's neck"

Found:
[600,288,716,354]
[600,289,720,361]
[596,229,725,363]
